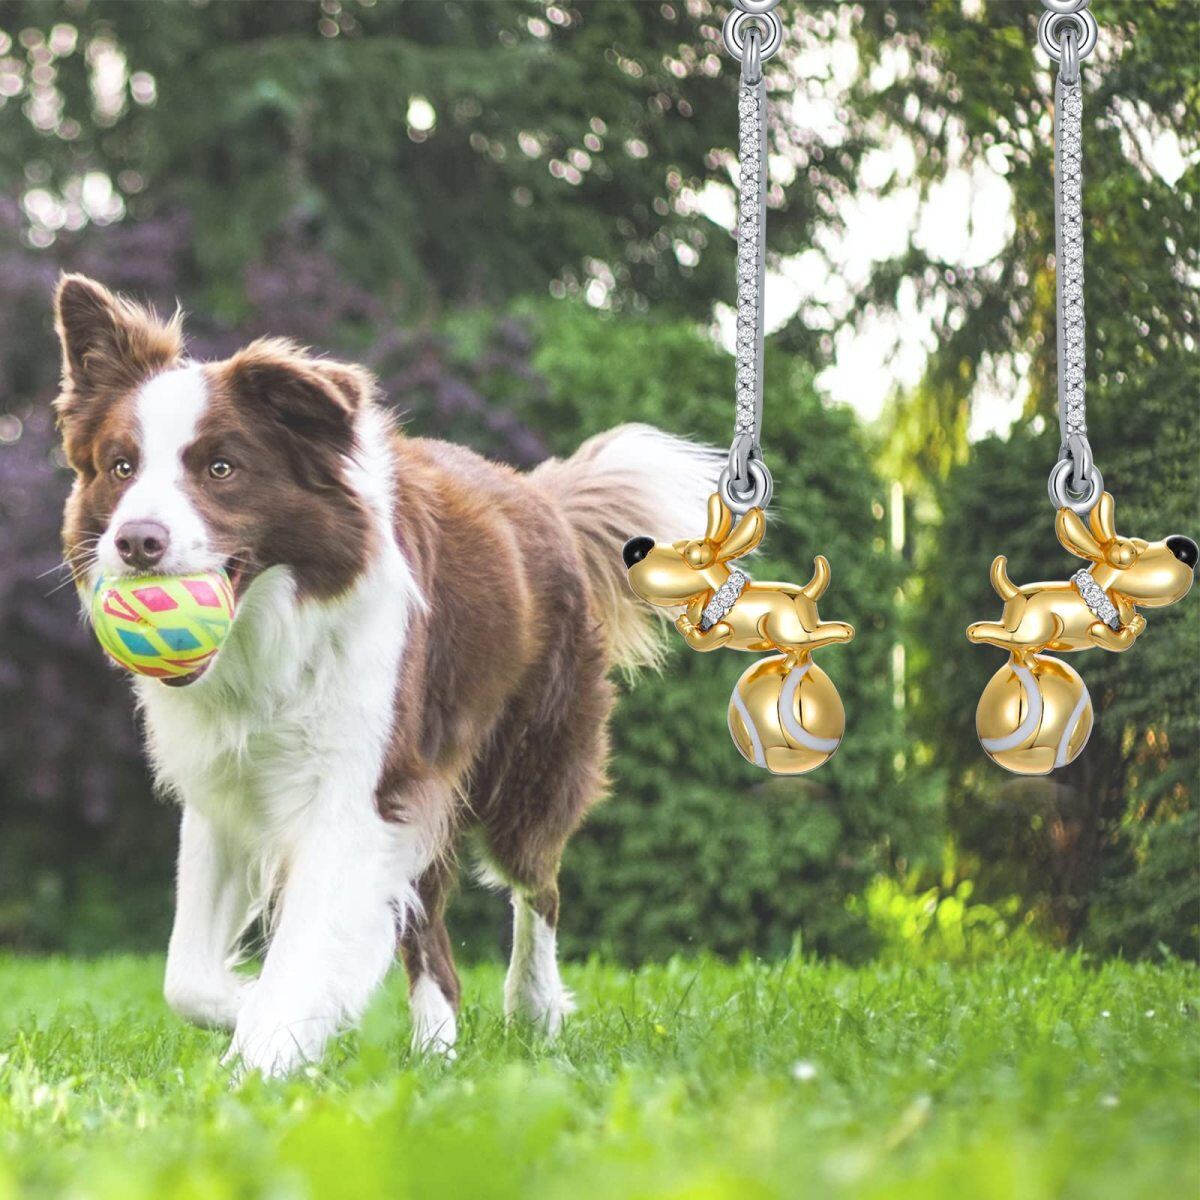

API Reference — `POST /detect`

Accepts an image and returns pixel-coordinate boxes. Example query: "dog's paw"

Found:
[225,997,336,1080]
[505,986,575,1039]
[409,977,458,1059]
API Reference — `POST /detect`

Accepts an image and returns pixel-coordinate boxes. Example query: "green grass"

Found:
[0,953,1196,1199]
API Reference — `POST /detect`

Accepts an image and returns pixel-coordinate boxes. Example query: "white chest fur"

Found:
[151,410,434,1077]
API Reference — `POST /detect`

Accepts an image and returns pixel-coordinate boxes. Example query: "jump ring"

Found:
[1041,0,1089,14]
[1060,27,1079,84]
[719,457,773,515]
[732,0,781,14]
[741,25,762,84]
[722,9,783,63]
[1065,432,1093,494]
[1048,456,1103,515]
[1037,8,1098,63]
[729,432,753,488]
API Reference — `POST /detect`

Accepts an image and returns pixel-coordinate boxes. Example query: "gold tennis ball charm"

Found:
[89,571,235,682]
[976,654,1093,775]
[727,653,845,775]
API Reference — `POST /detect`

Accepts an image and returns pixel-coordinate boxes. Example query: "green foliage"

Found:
[851,873,1035,964]
[1,953,1197,1199]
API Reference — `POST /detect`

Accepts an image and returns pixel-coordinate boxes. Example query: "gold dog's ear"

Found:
[1055,508,1103,561]
[716,507,766,562]
[1088,492,1117,545]
[799,555,831,602]
[704,493,733,543]
[1085,492,1136,567]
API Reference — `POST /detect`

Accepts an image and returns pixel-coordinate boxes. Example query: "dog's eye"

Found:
[209,458,234,480]
[111,458,134,481]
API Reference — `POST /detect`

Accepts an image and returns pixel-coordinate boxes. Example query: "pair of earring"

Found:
[622,0,1195,779]
[623,487,1196,779]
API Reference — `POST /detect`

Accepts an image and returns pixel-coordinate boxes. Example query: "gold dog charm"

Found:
[623,494,853,775]
[967,492,1196,775]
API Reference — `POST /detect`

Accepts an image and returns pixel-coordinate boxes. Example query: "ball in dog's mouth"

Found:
[158,558,247,688]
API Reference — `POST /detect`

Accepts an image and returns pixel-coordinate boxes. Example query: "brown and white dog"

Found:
[53,274,718,1076]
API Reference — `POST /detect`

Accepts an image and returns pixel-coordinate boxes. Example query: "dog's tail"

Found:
[531,423,722,671]
[990,555,1021,602]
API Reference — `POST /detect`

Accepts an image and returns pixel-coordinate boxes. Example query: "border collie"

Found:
[53,274,717,1076]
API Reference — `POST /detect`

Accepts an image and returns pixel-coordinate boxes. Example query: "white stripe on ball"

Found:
[778,662,841,753]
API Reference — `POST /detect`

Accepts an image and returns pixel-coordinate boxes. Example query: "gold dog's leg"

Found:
[675,615,734,652]
[966,621,1016,650]
[809,620,854,650]
[1088,615,1145,652]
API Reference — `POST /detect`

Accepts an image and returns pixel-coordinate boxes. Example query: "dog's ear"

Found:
[223,339,369,451]
[1086,492,1137,567]
[1088,492,1117,545]
[54,273,182,399]
[704,493,733,544]
[1055,507,1103,561]
[716,507,765,562]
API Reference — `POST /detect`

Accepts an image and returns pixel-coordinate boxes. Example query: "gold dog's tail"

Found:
[990,555,1020,602]
[531,424,721,671]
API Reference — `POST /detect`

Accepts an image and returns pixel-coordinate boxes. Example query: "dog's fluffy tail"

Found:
[531,423,722,671]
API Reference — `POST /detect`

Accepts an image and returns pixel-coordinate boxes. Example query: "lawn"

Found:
[0,953,1196,1199]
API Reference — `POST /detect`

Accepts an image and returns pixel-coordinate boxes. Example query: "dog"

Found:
[53,274,720,1076]
[967,492,1196,662]
[622,493,854,661]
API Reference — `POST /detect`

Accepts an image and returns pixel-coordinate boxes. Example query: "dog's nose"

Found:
[115,520,170,570]
[1167,535,1198,569]
[622,536,655,569]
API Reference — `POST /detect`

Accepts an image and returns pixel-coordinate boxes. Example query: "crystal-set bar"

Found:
[1055,74,1086,441]
[1071,568,1121,631]
[734,72,767,439]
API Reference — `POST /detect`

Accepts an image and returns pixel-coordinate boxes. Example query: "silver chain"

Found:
[1039,0,1102,515]
[719,0,782,515]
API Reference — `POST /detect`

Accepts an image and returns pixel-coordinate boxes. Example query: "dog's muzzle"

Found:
[1167,535,1198,569]
[622,536,654,569]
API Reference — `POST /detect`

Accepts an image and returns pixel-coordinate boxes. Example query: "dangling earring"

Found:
[622,0,854,775]
[966,0,1197,775]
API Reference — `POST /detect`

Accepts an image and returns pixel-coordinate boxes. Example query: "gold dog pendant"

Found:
[624,493,854,775]
[967,492,1197,775]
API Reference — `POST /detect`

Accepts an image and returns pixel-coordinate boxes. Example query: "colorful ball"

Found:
[727,653,845,775]
[976,654,1093,775]
[90,571,235,681]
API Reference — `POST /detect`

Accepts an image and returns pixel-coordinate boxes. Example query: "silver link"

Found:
[1048,456,1103,515]
[719,456,773,515]
[722,5,782,513]
[1037,7,1098,64]
[731,0,781,15]
[727,27,769,507]
[722,9,783,63]
[1045,13,1099,512]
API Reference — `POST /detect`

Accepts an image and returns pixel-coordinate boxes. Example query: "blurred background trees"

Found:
[0,1,1193,959]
